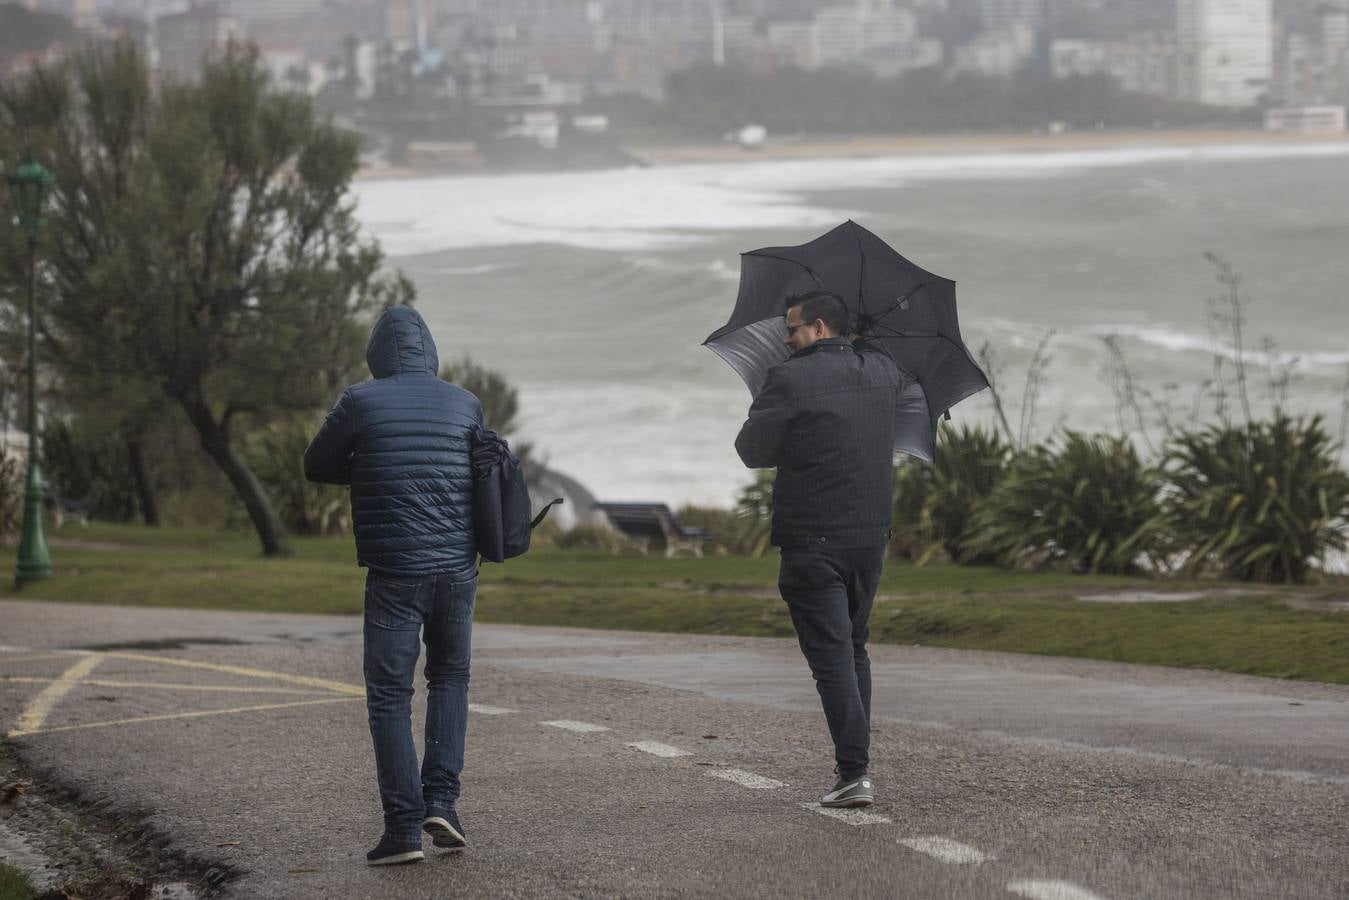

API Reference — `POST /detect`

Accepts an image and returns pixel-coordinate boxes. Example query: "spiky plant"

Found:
[1164,415,1349,583]
[731,469,775,557]
[967,432,1166,574]
[245,418,351,537]
[892,423,1012,564]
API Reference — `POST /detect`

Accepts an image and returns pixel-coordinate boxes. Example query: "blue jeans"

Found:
[363,568,476,842]
[778,545,885,781]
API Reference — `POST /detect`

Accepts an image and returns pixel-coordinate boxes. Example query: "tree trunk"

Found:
[126,437,161,526]
[180,397,291,557]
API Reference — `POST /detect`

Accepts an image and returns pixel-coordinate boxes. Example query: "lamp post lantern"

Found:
[7,150,55,585]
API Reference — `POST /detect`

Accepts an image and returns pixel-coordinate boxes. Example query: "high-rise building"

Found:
[29,0,99,27]
[1177,0,1273,106]
[155,2,242,78]
[978,0,1045,31]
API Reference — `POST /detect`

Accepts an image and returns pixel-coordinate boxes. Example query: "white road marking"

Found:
[1007,880,1112,900]
[0,645,32,652]
[625,741,692,758]
[801,803,891,825]
[11,697,361,736]
[8,655,102,737]
[468,704,516,715]
[898,836,992,864]
[706,768,785,789]
[540,720,610,733]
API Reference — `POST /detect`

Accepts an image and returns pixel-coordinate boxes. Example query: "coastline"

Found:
[624,128,1349,166]
[356,128,1349,181]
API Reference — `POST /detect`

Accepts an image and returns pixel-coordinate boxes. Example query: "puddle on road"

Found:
[72,637,251,652]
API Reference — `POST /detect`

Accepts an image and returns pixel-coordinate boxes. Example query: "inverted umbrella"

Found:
[704,220,988,462]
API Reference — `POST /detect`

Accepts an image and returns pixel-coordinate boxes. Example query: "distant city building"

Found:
[954,20,1035,77]
[1263,104,1346,132]
[978,0,1044,31]
[1325,9,1349,49]
[768,20,820,69]
[1176,0,1273,107]
[814,4,917,67]
[155,2,242,79]
[1051,35,1179,98]
[1273,28,1349,107]
[223,0,323,21]
[27,0,99,28]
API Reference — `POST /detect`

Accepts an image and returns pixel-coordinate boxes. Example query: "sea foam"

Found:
[353,141,1349,256]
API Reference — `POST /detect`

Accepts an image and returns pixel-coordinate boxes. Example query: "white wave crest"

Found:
[1092,325,1349,373]
[355,141,1349,256]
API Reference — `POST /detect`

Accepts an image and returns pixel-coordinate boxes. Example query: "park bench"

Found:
[42,481,90,528]
[592,502,713,558]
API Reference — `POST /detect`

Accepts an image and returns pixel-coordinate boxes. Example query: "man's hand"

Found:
[735,370,792,469]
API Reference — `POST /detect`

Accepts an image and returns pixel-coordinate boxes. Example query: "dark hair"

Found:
[785,290,850,336]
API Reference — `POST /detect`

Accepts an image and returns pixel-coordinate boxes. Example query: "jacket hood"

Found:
[366,305,439,378]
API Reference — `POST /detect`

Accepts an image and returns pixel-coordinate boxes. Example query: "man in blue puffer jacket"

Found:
[304,305,482,866]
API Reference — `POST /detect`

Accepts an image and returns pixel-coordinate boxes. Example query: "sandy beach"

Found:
[624,128,1349,165]
[357,128,1349,180]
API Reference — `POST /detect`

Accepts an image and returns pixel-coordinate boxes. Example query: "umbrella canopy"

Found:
[704,220,988,462]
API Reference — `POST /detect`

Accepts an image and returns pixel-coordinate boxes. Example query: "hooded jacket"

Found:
[304,306,483,576]
[734,336,901,548]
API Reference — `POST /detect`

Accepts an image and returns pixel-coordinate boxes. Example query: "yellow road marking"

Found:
[8,655,102,737]
[98,652,364,696]
[0,676,334,695]
[11,696,361,736]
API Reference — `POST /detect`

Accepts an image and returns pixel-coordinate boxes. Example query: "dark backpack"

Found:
[471,429,561,563]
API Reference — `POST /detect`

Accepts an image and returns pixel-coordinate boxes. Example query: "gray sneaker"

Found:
[424,808,467,849]
[821,775,874,808]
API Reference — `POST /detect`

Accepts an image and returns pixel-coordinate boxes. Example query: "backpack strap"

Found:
[531,498,564,529]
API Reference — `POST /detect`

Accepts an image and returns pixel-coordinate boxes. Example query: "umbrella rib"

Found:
[868,324,987,376]
[848,220,866,317]
[744,251,825,286]
[866,280,937,331]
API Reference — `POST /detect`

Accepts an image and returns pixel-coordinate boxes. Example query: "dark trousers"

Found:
[778,544,886,781]
[363,568,476,842]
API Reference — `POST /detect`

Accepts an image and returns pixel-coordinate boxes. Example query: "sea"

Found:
[351,142,1349,511]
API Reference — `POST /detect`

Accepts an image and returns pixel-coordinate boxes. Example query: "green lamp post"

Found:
[7,150,55,585]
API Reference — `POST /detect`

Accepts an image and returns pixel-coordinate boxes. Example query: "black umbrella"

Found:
[703,220,988,462]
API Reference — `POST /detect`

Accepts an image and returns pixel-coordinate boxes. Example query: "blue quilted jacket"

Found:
[304,306,482,576]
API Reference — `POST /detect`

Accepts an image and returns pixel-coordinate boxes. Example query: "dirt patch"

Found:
[0,747,236,898]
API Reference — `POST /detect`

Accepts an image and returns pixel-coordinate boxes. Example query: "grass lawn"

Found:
[3,522,1347,684]
[0,863,33,900]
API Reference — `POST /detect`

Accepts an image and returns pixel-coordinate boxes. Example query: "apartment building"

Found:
[1051,35,1179,98]
[155,2,243,79]
[1176,0,1273,106]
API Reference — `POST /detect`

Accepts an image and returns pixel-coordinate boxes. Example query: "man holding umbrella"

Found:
[734,288,902,809]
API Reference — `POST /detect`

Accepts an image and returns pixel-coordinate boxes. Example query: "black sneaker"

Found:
[423,808,467,849]
[366,835,424,866]
[820,775,875,808]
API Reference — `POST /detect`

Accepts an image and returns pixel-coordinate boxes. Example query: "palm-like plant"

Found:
[731,469,775,557]
[967,432,1166,574]
[1164,415,1349,583]
[892,423,1012,564]
[245,418,351,537]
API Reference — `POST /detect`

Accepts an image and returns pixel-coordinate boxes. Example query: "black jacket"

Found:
[735,337,901,548]
[304,306,483,576]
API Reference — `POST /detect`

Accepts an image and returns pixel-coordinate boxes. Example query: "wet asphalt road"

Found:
[1,599,1346,899]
